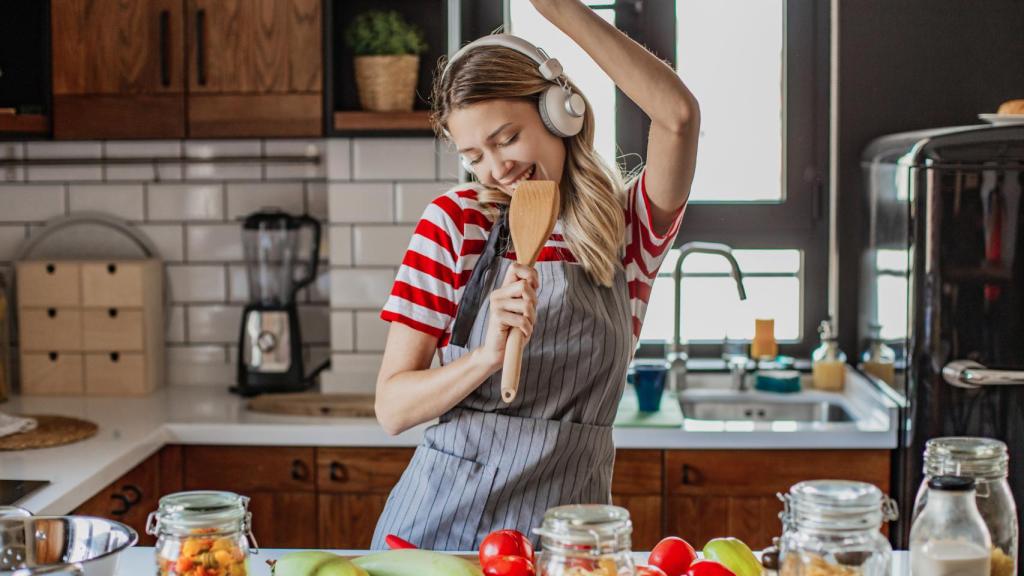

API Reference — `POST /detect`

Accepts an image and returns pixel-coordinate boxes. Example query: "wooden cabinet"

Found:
[664,450,891,550]
[611,449,663,551]
[316,447,414,549]
[49,0,321,139]
[73,446,183,546]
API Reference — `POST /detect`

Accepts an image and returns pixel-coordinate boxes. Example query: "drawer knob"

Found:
[48,352,58,362]
[47,308,56,318]
[108,308,118,318]
[46,263,55,274]
[110,352,120,362]
[291,459,311,482]
[107,263,117,274]
[330,461,349,483]
[681,463,701,485]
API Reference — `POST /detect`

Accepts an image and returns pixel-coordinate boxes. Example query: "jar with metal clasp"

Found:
[778,480,898,576]
[147,491,257,576]
[913,437,1018,576]
[533,505,634,576]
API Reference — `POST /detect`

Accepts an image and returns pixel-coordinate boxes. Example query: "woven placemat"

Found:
[0,415,98,451]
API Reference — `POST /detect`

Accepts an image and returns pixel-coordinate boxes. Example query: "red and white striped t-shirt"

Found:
[380,168,684,348]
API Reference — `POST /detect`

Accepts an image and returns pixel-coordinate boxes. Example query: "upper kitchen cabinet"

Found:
[187,0,322,137]
[49,0,322,140]
[51,0,187,139]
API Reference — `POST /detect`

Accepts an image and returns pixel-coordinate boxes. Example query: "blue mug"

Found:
[630,359,670,412]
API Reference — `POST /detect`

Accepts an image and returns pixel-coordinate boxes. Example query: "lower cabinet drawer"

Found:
[84,352,146,396]
[19,308,82,351]
[82,309,144,351]
[21,352,84,395]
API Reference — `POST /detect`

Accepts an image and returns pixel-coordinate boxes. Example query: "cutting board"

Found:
[246,393,377,417]
[613,388,684,428]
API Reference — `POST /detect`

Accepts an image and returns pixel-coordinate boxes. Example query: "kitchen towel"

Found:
[0,412,37,438]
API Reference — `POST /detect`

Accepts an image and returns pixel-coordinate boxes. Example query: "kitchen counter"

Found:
[1,368,899,515]
[112,547,914,575]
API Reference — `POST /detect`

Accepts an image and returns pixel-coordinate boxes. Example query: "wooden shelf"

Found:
[0,114,48,134]
[332,110,432,132]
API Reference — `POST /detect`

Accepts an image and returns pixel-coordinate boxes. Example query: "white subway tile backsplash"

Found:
[329,225,352,266]
[167,265,226,302]
[355,310,388,352]
[330,268,395,308]
[320,354,383,393]
[326,139,351,181]
[135,224,185,262]
[186,224,243,262]
[185,163,262,181]
[68,183,145,220]
[437,140,461,180]
[353,138,435,180]
[105,140,183,158]
[226,182,304,219]
[105,165,157,182]
[167,306,186,343]
[26,141,102,159]
[228,264,249,303]
[299,305,330,344]
[25,142,103,182]
[395,181,452,223]
[306,182,327,220]
[187,305,243,343]
[328,182,393,223]
[0,184,65,222]
[27,165,103,182]
[304,269,331,304]
[331,311,354,352]
[265,139,325,179]
[185,140,261,159]
[0,143,25,182]
[354,225,413,266]
[167,344,233,385]
[0,226,26,261]
[148,183,224,221]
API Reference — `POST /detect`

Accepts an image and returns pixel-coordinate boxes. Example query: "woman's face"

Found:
[447,98,566,195]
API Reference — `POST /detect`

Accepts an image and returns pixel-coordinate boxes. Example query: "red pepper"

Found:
[385,534,418,550]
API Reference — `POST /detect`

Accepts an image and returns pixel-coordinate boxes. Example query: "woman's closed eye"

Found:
[466,134,518,165]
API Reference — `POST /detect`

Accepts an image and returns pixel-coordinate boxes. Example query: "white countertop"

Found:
[0,369,899,515]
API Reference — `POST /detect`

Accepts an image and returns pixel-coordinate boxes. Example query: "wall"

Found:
[0,137,458,390]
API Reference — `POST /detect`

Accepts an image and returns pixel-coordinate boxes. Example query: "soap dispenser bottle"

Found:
[811,319,846,391]
[860,323,896,386]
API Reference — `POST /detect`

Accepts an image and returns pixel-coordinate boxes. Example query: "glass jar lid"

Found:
[533,505,632,554]
[781,480,898,533]
[147,491,251,535]
[924,437,1008,479]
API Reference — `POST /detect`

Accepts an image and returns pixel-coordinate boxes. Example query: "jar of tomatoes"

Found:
[533,504,635,576]
[146,491,257,576]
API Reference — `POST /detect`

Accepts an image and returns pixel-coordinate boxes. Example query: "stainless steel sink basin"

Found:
[680,399,854,423]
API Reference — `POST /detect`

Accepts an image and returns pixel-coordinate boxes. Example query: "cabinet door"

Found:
[316,448,413,548]
[186,0,322,136]
[611,449,663,551]
[664,450,890,550]
[50,0,185,138]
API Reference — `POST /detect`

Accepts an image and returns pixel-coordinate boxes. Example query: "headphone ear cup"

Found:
[538,85,585,138]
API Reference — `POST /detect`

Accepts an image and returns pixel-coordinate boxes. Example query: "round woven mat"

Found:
[0,415,98,451]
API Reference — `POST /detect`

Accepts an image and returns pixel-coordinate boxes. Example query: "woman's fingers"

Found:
[494,308,534,338]
[501,262,540,289]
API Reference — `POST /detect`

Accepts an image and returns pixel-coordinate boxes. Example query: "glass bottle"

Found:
[910,476,992,576]
[146,491,257,576]
[859,324,896,386]
[533,504,634,576]
[913,437,1018,576]
[778,480,898,576]
[811,319,847,391]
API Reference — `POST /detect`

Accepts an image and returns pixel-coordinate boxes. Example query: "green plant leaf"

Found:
[344,10,428,56]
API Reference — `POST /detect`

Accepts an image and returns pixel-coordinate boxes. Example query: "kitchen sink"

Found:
[680,399,855,423]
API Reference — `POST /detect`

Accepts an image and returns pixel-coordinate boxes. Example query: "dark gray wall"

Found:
[836,0,1024,355]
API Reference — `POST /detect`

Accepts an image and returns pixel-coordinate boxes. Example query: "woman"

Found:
[372,0,699,550]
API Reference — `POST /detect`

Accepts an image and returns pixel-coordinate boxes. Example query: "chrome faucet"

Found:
[670,242,748,392]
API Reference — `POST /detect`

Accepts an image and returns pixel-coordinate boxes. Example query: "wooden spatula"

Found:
[500,180,560,403]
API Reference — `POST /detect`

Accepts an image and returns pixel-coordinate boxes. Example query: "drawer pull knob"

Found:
[681,463,700,485]
[330,461,349,483]
[108,308,118,318]
[110,352,120,362]
[107,263,117,274]
[47,308,57,318]
[46,263,55,274]
[48,352,58,362]
[291,459,311,482]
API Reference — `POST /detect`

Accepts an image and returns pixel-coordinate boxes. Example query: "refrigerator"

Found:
[861,123,1024,556]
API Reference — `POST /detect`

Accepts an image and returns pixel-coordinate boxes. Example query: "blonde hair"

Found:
[431,43,630,287]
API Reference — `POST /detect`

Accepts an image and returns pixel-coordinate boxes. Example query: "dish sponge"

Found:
[754,370,802,393]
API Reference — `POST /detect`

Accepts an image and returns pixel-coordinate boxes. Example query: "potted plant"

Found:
[344,10,428,112]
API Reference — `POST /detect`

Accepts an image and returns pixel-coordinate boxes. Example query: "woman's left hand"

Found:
[528,0,576,17]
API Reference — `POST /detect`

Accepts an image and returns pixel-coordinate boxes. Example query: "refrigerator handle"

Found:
[942,360,1024,388]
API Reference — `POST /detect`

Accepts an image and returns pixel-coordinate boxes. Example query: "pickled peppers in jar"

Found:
[147,491,257,576]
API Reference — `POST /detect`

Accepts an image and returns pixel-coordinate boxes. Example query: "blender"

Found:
[233,210,323,396]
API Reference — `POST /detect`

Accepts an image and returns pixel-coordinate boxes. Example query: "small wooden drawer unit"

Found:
[16,259,164,396]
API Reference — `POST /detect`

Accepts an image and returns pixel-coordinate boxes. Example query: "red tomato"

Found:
[686,560,736,576]
[636,565,669,576]
[482,555,535,576]
[384,534,417,549]
[479,530,535,566]
[648,536,698,576]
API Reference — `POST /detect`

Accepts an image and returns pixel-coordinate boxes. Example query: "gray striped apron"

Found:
[371,257,633,551]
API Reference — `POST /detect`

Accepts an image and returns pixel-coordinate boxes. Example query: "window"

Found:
[508,1,829,357]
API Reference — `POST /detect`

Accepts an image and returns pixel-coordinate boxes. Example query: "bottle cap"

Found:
[927,475,975,492]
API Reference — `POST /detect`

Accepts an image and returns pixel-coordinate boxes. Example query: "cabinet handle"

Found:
[681,464,699,485]
[48,352,58,362]
[121,484,142,505]
[110,493,131,516]
[110,352,120,363]
[195,9,207,86]
[107,263,118,274]
[159,10,171,87]
[47,308,57,318]
[46,263,56,274]
[291,459,310,482]
[329,461,349,483]
[108,308,118,318]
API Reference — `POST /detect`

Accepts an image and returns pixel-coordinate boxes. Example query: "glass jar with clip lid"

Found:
[146,490,258,576]
[778,480,898,576]
[533,504,634,576]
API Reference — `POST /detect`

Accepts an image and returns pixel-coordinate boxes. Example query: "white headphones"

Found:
[443,34,586,174]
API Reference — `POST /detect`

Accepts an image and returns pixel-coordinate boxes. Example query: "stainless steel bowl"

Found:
[0,515,137,576]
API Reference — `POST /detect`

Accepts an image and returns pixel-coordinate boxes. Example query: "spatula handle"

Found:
[500,328,527,403]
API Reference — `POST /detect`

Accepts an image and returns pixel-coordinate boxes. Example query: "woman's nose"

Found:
[490,158,516,183]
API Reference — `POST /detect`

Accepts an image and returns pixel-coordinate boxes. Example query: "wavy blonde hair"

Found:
[431,43,630,287]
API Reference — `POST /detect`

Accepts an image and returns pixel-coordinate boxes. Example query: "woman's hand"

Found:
[528,0,579,19]
[475,263,539,373]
